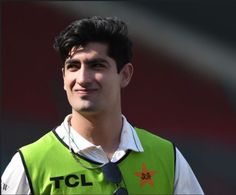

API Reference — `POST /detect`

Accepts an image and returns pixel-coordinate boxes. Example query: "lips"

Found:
[74,88,98,95]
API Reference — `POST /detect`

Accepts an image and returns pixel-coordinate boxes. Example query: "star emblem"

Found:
[134,163,156,187]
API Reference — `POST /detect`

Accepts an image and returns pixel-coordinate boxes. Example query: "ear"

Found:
[120,63,133,88]
[62,68,66,91]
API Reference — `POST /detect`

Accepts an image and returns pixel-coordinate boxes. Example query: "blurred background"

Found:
[1,1,236,194]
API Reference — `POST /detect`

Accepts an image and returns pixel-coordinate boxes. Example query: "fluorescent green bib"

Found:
[19,128,175,195]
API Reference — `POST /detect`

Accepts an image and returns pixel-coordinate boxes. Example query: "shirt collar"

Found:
[58,114,144,153]
[119,115,144,152]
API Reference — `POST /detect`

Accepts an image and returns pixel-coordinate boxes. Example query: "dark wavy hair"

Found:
[53,16,133,73]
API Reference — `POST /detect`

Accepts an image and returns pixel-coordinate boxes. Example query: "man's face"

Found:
[63,42,133,116]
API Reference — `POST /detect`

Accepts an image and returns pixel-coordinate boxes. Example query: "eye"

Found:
[91,63,107,70]
[66,64,79,71]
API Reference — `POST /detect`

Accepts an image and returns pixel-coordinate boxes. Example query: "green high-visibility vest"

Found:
[19,128,175,195]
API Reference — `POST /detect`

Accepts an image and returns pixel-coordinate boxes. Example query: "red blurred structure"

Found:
[1,2,236,194]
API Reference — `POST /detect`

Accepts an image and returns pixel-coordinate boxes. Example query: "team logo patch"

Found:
[134,163,156,187]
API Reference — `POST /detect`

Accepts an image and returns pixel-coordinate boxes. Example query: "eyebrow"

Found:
[65,58,110,66]
[65,59,80,66]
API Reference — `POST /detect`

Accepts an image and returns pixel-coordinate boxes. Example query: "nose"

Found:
[76,65,92,86]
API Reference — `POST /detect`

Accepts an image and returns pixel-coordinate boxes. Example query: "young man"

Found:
[1,16,204,195]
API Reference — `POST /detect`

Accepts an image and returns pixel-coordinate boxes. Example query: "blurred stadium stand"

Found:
[1,1,236,194]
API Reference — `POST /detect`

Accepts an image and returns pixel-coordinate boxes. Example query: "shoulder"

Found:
[135,127,174,148]
[20,131,56,153]
[18,130,61,166]
[135,127,176,164]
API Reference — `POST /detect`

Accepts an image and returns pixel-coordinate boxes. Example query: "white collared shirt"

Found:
[1,115,204,194]
[57,115,143,164]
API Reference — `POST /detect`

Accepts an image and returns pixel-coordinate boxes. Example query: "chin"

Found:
[74,105,98,114]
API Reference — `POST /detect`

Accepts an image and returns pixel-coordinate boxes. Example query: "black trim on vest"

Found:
[172,143,176,173]
[172,143,176,185]
[172,143,176,194]
[115,150,132,164]
[18,150,35,195]
[52,129,133,165]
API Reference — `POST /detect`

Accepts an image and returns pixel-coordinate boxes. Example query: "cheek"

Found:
[104,76,121,95]
[94,73,106,87]
[63,78,69,91]
[63,74,75,91]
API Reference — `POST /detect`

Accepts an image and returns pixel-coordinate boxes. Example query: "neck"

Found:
[70,110,123,157]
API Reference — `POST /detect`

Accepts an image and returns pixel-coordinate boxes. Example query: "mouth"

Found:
[74,88,98,95]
